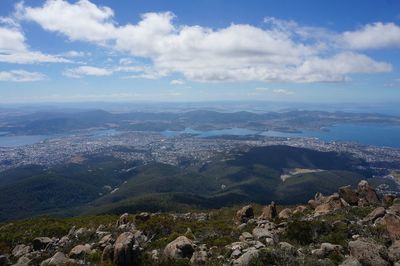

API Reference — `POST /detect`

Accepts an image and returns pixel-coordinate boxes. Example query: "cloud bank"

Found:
[4,0,399,83]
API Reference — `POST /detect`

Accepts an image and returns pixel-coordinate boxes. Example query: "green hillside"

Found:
[0,145,379,221]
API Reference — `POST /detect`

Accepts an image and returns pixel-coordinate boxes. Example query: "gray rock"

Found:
[364,207,386,222]
[101,244,114,264]
[33,237,52,251]
[232,248,259,266]
[239,232,253,242]
[113,232,140,266]
[349,239,389,266]
[164,236,194,259]
[40,252,76,266]
[69,244,91,259]
[190,250,207,265]
[235,205,254,224]
[388,240,400,262]
[278,208,292,220]
[13,256,29,266]
[339,256,362,266]
[12,245,31,258]
[251,227,276,244]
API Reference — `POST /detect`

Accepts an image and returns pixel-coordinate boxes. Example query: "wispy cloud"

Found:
[0,70,47,82]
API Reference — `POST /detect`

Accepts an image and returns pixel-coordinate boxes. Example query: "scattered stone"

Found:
[33,237,52,251]
[12,244,31,258]
[69,244,91,259]
[13,256,30,266]
[239,232,253,242]
[388,240,400,262]
[357,180,380,205]
[380,213,400,240]
[235,205,254,224]
[339,185,359,205]
[314,193,348,216]
[164,236,195,259]
[113,232,140,266]
[135,212,150,222]
[383,194,396,205]
[339,256,361,266]
[278,208,292,219]
[349,239,389,266]
[251,227,276,244]
[232,248,259,266]
[101,244,114,264]
[41,252,76,266]
[293,205,307,214]
[278,242,295,254]
[116,213,130,227]
[259,202,277,220]
[364,207,386,222]
[312,242,343,258]
[190,249,207,265]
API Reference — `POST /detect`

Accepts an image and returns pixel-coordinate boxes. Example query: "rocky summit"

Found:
[1,180,400,266]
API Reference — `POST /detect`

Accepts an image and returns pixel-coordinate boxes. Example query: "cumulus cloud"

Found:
[0,19,68,64]
[63,66,113,78]
[0,70,46,82]
[342,22,400,49]
[16,0,394,82]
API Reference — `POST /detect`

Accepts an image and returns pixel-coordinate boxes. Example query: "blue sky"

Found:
[0,0,399,103]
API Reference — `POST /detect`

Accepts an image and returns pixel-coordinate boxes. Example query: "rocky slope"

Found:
[1,180,400,266]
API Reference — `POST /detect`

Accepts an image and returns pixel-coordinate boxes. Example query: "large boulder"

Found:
[339,256,362,266]
[41,252,76,266]
[259,202,277,220]
[117,213,130,227]
[364,207,386,222]
[314,193,348,216]
[113,232,140,266]
[278,208,292,220]
[164,236,195,259]
[339,185,359,205]
[232,248,259,266]
[348,239,389,266]
[33,237,52,251]
[69,244,91,259]
[235,205,254,224]
[312,242,343,258]
[388,240,400,262]
[357,180,379,205]
[190,245,208,265]
[252,227,276,245]
[380,213,400,240]
[12,244,31,258]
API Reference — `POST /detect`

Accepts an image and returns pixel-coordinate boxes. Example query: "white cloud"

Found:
[63,66,113,78]
[342,22,400,49]
[17,0,116,43]
[254,87,269,92]
[170,79,185,85]
[0,70,46,82]
[0,19,69,64]
[17,1,394,82]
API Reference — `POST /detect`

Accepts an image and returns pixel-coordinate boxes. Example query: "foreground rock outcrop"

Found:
[1,179,399,266]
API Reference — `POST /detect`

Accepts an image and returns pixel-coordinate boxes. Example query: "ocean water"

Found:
[0,135,49,147]
[162,123,400,148]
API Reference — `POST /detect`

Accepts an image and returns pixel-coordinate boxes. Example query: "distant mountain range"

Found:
[1,109,400,135]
